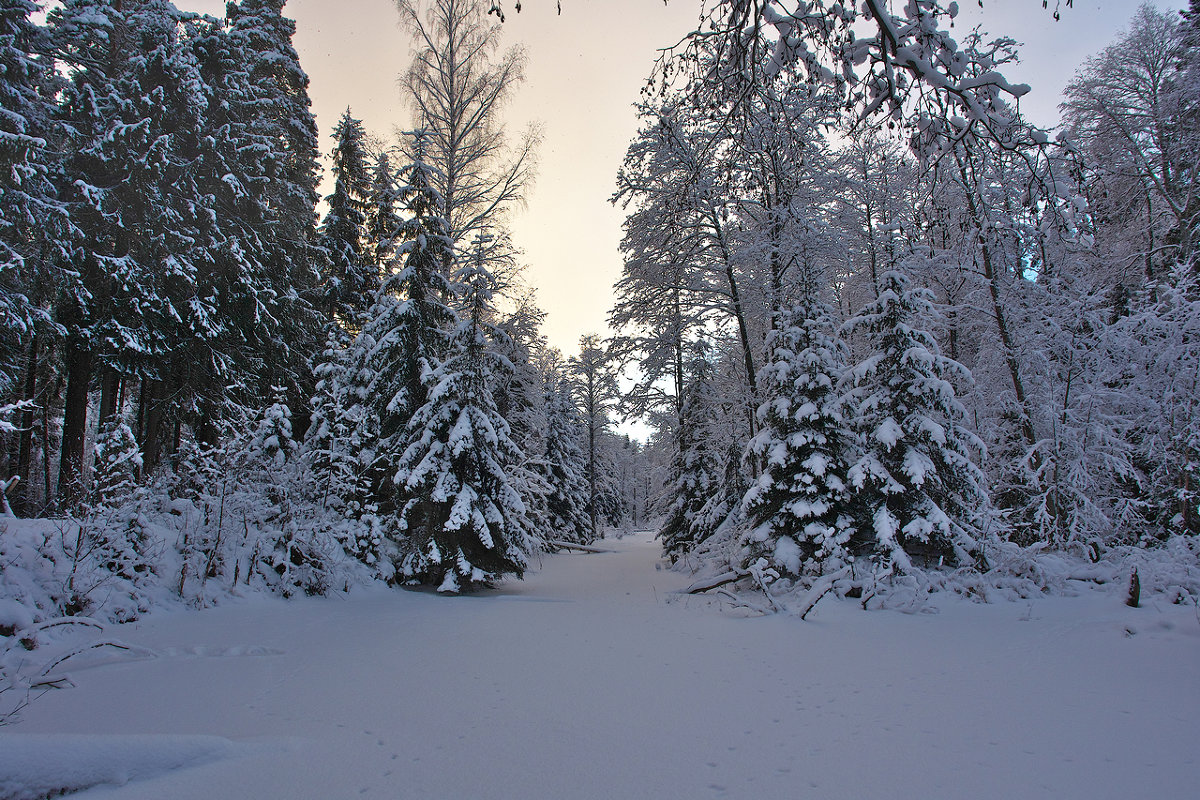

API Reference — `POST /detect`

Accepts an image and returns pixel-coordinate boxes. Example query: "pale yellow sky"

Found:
[178,0,703,355]
[175,0,1165,354]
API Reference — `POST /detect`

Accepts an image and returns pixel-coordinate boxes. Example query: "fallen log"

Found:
[546,540,615,554]
[680,571,743,595]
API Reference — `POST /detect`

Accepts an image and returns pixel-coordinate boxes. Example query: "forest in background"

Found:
[0,0,1198,628]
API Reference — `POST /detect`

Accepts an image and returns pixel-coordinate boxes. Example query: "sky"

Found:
[174,0,1177,356]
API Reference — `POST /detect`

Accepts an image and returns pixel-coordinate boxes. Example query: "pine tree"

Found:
[569,334,618,538]
[741,295,855,578]
[183,7,279,448]
[91,419,143,508]
[318,108,375,330]
[306,329,362,508]
[842,271,988,573]
[250,387,297,468]
[245,389,333,597]
[393,253,531,592]
[0,0,68,514]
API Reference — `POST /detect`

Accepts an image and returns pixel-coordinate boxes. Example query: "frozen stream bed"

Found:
[3,531,1198,799]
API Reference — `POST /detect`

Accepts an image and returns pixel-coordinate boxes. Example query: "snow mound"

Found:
[0,733,239,800]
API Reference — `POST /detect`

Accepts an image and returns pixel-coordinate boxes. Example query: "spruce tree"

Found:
[364,151,401,278]
[842,271,988,572]
[318,108,375,330]
[185,8,280,446]
[539,374,591,545]
[0,0,67,513]
[660,342,726,561]
[224,0,322,414]
[393,252,532,592]
[346,134,455,510]
[0,0,62,372]
[49,0,220,492]
[491,301,552,547]
[306,328,362,510]
[741,296,855,577]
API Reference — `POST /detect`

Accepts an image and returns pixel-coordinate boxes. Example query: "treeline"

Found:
[0,0,647,610]
[613,1,1199,585]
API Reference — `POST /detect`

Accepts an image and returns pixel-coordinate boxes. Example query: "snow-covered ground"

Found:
[3,531,1198,799]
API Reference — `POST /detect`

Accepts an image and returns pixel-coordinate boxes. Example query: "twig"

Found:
[39,641,143,676]
[796,567,851,620]
[715,588,771,615]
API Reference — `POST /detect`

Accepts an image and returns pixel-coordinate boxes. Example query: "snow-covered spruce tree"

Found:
[223,0,322,420]
[0,0,63,378]
[660,342,727,561]
[247,390,333,597]
[0,0,68,516]
[306,341,393,570]
[364,150,401,276]
[346,133,456,514]
[50,0,272,491]
[85,417,154,615]
[303,326,382,564]
[841,271,988,573]
[741,293,856,578]
[569,334,620,538]
[91,420,142,508]
[318,108,375,330]
[180,8,278,449]
[538,372,591,545]
[492,297,553,548]
[393,252,532,593]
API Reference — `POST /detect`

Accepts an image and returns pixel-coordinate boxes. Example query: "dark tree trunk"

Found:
[196,401,220,450]
[14,336,39,515]
[56,337,93,508]
[98,367,120,427]
[139,378,167,476]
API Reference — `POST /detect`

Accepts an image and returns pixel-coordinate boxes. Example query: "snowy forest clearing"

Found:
[2,531,1198,800]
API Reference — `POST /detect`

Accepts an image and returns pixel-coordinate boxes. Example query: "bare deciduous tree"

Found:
[395,0,540,275]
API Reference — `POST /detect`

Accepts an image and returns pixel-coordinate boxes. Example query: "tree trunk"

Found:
[56,337,93,509]
[14,336,39,515]
[139,378,167,477]
[98,367,120,427]
[708,207,757,439]
[197,400,220,450]
[956,156,1038,451]
[587,373,598,541]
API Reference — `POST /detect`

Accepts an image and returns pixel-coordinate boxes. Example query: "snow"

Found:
[4,532,1198,799]
[0,734,240,800]
[874,416,903,449]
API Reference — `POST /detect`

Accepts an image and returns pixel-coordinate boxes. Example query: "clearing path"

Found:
[4,532,1198,799]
